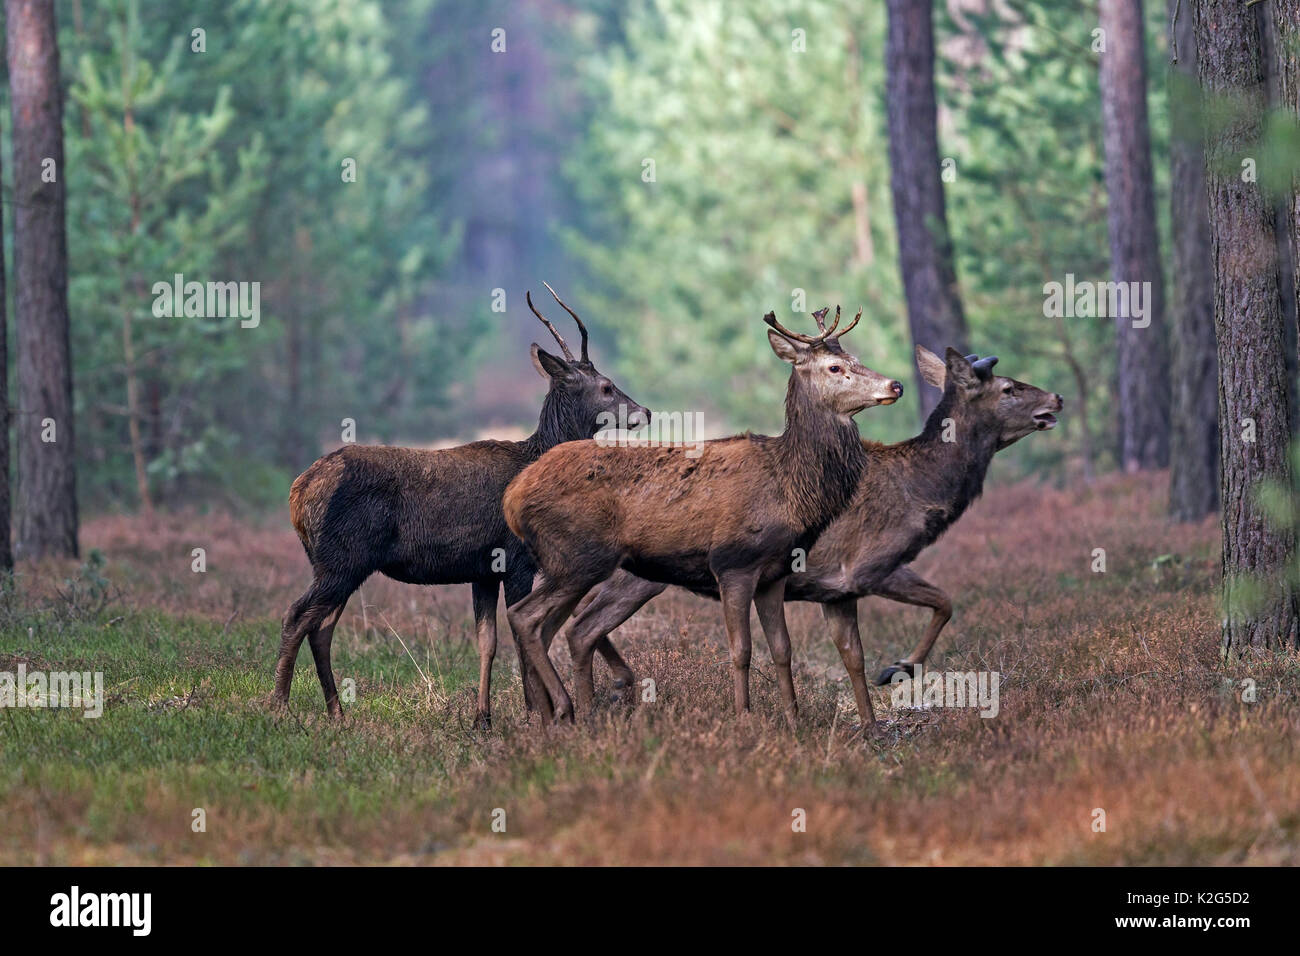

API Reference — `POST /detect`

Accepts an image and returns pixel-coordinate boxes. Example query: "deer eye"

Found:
[601,383,613,395]
[828,365,842,374]
[1002,384,1014,395]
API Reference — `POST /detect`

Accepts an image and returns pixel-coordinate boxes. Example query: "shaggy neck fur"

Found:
[774,371,868,533]
[905,386,1000,527]
[524,379,591,459]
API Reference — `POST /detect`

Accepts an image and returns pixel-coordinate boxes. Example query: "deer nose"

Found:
[889,381,904,398]
[1054,394,1064,409]
[626,407,650,429]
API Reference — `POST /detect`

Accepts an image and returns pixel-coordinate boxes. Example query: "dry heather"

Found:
[1,473,1297,865]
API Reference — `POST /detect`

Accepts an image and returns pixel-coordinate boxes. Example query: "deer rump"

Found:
[290,441,535,586]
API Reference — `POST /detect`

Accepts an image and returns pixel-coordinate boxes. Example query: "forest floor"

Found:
[0,474,1296,865]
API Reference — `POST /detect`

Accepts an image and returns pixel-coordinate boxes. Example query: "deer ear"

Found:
[768,329,806,365]
[531,343,568,380]
[915,345,946,389]
[943,347,979,388]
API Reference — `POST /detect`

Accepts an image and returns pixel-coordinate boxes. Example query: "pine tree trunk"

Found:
[885,0,968,421]
[0,110,12,572]
[1167,0,1218,520]
[1194,0,1298,651]
[1099,0,1170,472]
[1276,3,1300,320]
[5,0,78,559]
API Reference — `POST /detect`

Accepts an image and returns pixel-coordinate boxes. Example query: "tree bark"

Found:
[885,0,969,421]
[1099,0,1170,472]
[1166,0,1218,520]
[1194,0,1298,651]
[6,0,78,558]
[1275,3,1300,334]
[0,110,12,571]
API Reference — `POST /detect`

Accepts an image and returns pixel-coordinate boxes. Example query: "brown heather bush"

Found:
[5,472,1297,865]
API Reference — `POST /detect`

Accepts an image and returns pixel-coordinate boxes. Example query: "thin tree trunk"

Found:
[1100,0,1170,472]
[0,111,13,571]
[6,0,78,558]
[1194,0,1298,651]
[1167,0,1218,520]
[885,0,969,421]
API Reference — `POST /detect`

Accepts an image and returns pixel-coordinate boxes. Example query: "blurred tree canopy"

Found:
[0,0,1180,513]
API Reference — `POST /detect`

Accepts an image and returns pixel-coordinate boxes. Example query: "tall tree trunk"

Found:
[5,0,78,558]
[0,111,12,572]
[1257,1,1299,433]
[1194,0,1298,651]
[1276,3,1300,330]
[1167,0,1218,520]
[1099,0,1170,472]
[885,0,969,421]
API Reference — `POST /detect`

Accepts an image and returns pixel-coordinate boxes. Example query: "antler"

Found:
[526,290,575,361]
[542,281,590,362]
[765,304,859,345]
[971,355,999,380]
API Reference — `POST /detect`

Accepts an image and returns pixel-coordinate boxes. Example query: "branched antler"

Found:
[765,304,859,345]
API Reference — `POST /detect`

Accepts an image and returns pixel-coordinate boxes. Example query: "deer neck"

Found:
[523,388,586,460]
[773,376,867,533]
[909,392,999,518]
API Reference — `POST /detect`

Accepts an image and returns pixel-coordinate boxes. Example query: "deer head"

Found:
[765,306,904,418]
[527,283,650,436]
[915,345,1063,450]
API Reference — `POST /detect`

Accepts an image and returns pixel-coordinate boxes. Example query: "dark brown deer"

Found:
[557,346,1062,723]
[503,307,904,723]
[272,285,649,725]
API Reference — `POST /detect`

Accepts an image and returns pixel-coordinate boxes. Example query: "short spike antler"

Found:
[764,305,857,346]
[526,289,575,361]
[971,355,999,381]
[542,281,590,362]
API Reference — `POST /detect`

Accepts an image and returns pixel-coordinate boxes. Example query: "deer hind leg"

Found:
[308,602,348,719]
[504,568,550,720]
[753,578,798,729]
[273,573,356,713]
[567,570,665,713]
[822,597,875,724]
[507,574,600,724]
[471,579,500,729]
[871,566,953,686]
[716,571,760,716]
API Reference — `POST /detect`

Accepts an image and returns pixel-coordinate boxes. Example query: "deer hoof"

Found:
[875,662,915,686]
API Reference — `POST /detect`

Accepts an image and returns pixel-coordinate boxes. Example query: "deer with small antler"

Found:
[557,345,1063,726]
[503,306,904,724]
[273,284,649,727]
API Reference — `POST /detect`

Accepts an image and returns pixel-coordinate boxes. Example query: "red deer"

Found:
[559,346,1062,723]
[502,307,904,723]
[273,285,648,725]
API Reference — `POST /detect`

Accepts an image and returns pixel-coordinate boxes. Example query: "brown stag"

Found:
[503,307,904,723]
[558,346,1062,724]
[273,285,649,725]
